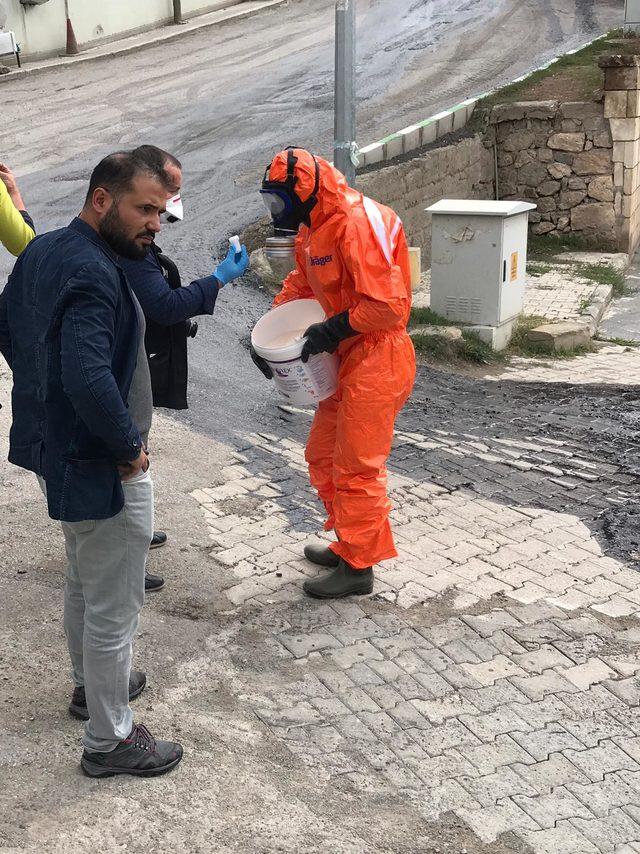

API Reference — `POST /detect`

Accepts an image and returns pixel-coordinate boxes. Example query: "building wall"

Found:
[358,135,495,266]
[2,0,240,58]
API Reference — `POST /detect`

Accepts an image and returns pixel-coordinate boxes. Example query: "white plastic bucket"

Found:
[251,299,339,405]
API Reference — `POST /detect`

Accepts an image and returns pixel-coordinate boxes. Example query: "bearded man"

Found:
[0,151,183,778]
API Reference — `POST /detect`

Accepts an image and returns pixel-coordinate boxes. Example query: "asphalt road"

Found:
[0,0,624,441]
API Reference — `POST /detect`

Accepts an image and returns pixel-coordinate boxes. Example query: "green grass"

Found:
[574,263,627,296]
[595,335,640,347]
[527,262,553,278]
[410,325,505,364]
[409,307,452,328]
[473,31,624,110]
[578,296,593,312]
[527,233,596,261]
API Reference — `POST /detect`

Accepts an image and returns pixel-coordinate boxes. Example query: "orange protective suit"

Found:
[270,150,416,569]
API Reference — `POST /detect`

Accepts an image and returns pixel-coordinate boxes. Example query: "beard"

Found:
[99,204,153,260]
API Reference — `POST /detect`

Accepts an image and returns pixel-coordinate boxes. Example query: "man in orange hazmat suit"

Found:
[252,147,415,599]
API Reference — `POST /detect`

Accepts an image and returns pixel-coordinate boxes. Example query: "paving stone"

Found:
[462,610,521,638]
[509,668,580,701]
[460,705,532,741]
[514,786,594,829]
[569,809,640,853]
[412,694,479,725]
[520,822,601,853]
[561,712,634,749]
[278,632,342,658]
[512,722,585,761]
[562,658,618,691]
[512,645,575,673]
[461,678,532,712]
[565,741,640,782]
[458,767,539,808]
[460,733,536,776]
[330,640,384,669]
[606,678,640,706]
[456,798,541,844]
[568,771,640,818]
[512,752,591,793]
[408,718,481,757]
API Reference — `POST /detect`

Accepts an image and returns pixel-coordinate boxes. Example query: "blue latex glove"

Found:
[214,244,250,286]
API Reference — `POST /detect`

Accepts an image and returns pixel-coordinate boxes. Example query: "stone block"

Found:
[602,65,640,92]
[519,161,549,186]
[604,90,628,118]
[624,166,640,196]
[525,101,558,119]
[593,130,612,148]
[572,150,613,175]
[623,188,640,217]
[614,161,624,186]
[453,106,467,132]
[559,101,599,119]
[588,175,614,202]
[538,180,561,196]
[612,141,625,162]
[623,139,640,168]
[531,221,555,235]
[558,190,586,209]
[609,117,640,141]
[629,89,640,117]
[514,149,537,169]
[548,162,572,179]
[548,132,585,151]
[537,196,557,213]
[571,203,617,238]
[497,152,514,167]
[421,120,437,145]
[568,176,587,190]
[503,130,535,152]
[560,119,581,133]
[491,103,527,123]
[526,322,591,352]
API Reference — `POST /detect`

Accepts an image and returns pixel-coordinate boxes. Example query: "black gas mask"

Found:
[260,148,319,235]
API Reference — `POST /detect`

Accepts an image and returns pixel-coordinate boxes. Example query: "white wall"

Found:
[1,0,240,58]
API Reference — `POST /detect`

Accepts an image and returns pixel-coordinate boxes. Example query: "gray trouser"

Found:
[40,470,153,752]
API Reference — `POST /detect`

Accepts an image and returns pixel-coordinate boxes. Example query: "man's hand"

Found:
[300,311,358,363]
[118,448,150,480]
[0,163,26,210]
[214,244,250,287]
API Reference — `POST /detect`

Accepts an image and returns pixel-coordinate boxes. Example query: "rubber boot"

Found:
[303,558,373,599]
[303,543,340,568]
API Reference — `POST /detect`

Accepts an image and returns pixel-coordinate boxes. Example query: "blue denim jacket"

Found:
[0,218,144,522]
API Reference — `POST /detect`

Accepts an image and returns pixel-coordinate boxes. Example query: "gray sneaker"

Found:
[80,723,183,778]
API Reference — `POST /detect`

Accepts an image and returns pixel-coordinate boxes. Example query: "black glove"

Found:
[250,345,273,380]
[301,311,357,363]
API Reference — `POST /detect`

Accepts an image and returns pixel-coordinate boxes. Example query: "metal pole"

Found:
[334,0,356,187]
[173,0,183,25]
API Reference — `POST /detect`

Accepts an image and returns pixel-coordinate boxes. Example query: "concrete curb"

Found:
[0,0,287,82]
[358,34,606,170]
[581,284,615,335]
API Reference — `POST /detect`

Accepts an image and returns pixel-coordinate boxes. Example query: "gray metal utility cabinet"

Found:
[426,199,537,350]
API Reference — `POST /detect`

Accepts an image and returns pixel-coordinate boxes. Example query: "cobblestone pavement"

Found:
[413,253,626,326]
[187,345,640,853]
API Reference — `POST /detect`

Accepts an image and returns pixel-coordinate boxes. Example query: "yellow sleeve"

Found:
[0,180,35,257]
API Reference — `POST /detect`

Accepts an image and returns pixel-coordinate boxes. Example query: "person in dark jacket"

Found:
[119,144,249,592]
[0,151,183,778]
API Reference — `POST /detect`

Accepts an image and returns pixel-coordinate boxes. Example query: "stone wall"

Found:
[484,100,616,247]
[358,135,494,265]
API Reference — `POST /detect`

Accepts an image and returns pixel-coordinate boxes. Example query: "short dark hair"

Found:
[84,151,170,206]
[132,144,182,173]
